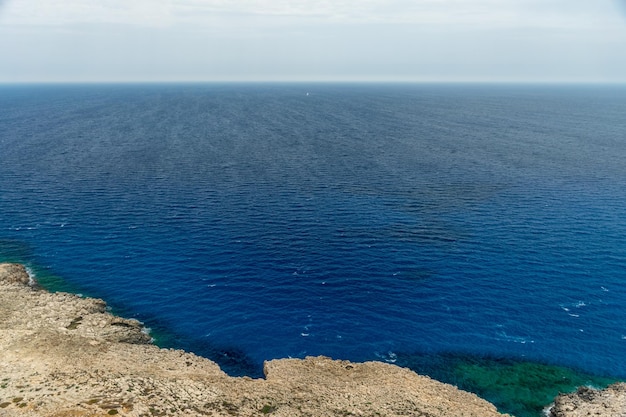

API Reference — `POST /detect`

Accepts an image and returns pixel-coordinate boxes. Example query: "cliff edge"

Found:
[0,263,510,417]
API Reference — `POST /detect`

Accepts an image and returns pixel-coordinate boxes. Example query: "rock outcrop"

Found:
[549,383,626,417]
[0,263,510,417]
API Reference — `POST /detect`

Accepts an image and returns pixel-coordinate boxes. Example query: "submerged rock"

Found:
[395,351,619,417]
[0,262,512,416]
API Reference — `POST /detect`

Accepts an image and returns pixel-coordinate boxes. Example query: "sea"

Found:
[1,83,625,416]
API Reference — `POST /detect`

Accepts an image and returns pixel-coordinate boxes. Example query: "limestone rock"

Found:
[0,263,32,285]
[550,383,626,417]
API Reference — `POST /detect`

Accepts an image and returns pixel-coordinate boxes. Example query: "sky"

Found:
[1,0,626,83]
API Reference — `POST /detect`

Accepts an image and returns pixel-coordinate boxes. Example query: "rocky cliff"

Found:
[0,262,512,417]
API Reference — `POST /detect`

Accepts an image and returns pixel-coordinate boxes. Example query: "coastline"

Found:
[0,263,510,417]
[2,262,624,417]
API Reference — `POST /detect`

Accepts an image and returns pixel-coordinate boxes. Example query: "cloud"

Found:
[167,0,626,30]
[0,0,175,27]
[1,0,624,84]
[1,0,621,29]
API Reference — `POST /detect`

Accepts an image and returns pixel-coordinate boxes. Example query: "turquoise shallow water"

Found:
[1,83,625,415]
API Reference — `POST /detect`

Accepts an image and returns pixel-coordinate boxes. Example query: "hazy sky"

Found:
[1,0,626,83]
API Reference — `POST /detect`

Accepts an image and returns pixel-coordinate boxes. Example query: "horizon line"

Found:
[2,79,626,86]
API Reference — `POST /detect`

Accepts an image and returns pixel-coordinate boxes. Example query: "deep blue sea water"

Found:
[1,83,626,413]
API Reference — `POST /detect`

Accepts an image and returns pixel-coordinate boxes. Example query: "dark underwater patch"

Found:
[395,352,619,417]
[147,326,263,378]
[0,239,35,263]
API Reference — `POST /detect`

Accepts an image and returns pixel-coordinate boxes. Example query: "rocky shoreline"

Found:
[0,262,622,417]
[548,383,626,417]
